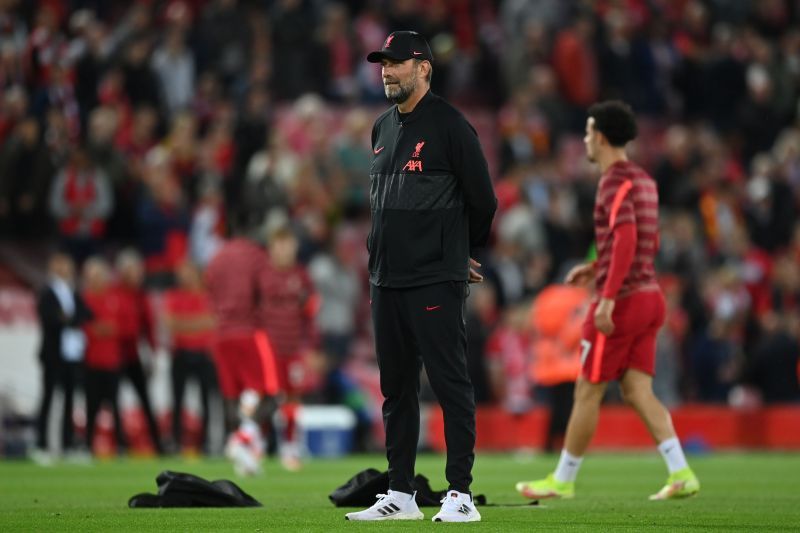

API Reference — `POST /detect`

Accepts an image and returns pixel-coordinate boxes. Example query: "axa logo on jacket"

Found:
[402,140,425,172]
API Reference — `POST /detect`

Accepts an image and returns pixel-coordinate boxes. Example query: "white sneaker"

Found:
[29,448,55,467]
[432,490,481,522]
[345,490,424,521]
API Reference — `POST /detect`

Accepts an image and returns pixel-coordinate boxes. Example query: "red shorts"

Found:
[580,290,666,383]
[212,330,280,399]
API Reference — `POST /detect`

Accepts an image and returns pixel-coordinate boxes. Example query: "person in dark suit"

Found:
[34,252,92,462]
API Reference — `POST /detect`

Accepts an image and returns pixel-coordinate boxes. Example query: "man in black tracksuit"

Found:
[345,31,497,523]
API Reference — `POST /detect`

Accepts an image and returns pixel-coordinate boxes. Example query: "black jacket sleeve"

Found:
[37,289,64,331]
[447,114,497,254]
[71,292,94,327]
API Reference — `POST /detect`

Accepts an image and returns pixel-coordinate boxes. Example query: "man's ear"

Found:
[597,130,609,148]
[419,60,431,80]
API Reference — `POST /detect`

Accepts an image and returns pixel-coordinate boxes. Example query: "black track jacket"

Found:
[368,91,497,287]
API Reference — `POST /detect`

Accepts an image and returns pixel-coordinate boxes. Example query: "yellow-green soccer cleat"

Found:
[649,467,700,500]
[515,474,575,500]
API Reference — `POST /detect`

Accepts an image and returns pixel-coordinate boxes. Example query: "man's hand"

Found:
[594,297,615,335]
[468,257,484,284]
[565,262,596,286]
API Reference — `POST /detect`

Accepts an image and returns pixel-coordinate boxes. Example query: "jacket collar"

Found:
[393,90,435,125]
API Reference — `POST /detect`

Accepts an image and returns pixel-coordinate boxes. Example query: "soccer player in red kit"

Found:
[205,224,279,434]
[516,101,700,501]
[259,226,321,471]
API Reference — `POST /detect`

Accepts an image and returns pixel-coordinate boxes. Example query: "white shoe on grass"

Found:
[345,490,424,521]
[431,490,481,522]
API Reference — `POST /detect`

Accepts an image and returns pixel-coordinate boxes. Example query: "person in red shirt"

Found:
[113,249,164,454]
[259,226,321,471]
[205,220,277,434]
[164,261,218,453]
[81,257,126,454]
[516,101,700,501]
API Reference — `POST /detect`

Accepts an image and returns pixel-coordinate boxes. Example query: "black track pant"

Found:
[171,349,217,451]
[85,368,125,450]
[371,281,475,494]
[121,355,163,452]
[36,360,82,450]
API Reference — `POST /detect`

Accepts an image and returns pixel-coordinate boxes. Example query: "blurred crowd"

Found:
[2,0,800,458]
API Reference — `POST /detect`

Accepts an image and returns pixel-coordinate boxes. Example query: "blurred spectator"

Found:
[25,4,67,91]
[504,20,549,92]
[743,153,796,253]
[269,0,321,100]
[81,257,126,454]
[199,0,251,87]
[231,85,271,207]
[86,106,132,243]
[742,311,800,404]
[48,145,113,265]
[465,283,497,405]
[122,37,161,110]
[188,183,225,268]
[690,266,749,401]
[113,249,164,454]
[486,301,532,414]
[528,284,586,451]
[309,225,360,366]
[0,116,53,238]
[317,2,359,102]
[151,26,194,117]
[551,12,598,128]
[0,86,29,145]
[164,261,218,453]
[33,252,91,463]
[73,17,108,129]
[653,125,700,210]
[241,125,295,214]
[737,63,785,164]
[653,276,687,407]
[332,108,371,213]
[135,148,189,287]
[33,61,80,140]
[308,224,371,450]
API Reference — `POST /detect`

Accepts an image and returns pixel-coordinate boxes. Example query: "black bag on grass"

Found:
[329,468,486,507]
[129,470,262,508]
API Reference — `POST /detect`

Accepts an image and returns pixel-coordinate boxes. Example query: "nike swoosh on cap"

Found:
[412,51,422,55]
[374,146,385,154]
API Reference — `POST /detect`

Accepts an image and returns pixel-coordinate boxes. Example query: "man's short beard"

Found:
[385,75,417,104]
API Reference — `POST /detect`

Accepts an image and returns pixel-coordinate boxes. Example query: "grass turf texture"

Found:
[1,452,799,532]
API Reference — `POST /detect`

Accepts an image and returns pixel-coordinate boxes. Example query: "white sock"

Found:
[658,437,689,473]
[553,449,583,483]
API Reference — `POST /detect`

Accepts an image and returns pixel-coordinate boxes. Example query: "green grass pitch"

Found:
[1,452,799,531]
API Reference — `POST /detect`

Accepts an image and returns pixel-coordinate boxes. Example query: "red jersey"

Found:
[164,288,214,351]
[259,261,319,358]
[205,238,268,334]
[82,289,122,370]
[113,283,155,360]
[594,160,660,300]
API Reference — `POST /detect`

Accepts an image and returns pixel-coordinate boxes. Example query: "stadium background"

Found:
[1,0,800,460]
